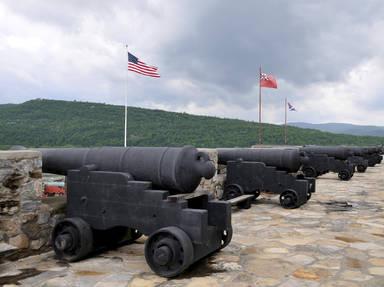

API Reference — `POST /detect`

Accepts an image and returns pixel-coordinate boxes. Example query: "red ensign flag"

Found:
[260,72,277,89]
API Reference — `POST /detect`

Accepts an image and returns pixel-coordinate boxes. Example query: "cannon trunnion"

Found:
[45,146,232,278]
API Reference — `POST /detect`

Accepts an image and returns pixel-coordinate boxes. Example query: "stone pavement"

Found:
[1,165,384,286]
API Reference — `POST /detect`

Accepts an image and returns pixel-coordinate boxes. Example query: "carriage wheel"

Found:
[52,217,93,262]
[145,227,194,278]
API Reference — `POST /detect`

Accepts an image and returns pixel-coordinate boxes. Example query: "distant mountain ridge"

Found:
[289,122,384,137]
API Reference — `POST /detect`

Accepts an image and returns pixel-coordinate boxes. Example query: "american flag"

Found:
[128,52,160,78]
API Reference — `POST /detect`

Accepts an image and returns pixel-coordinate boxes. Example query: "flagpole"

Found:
[124,45,128,147]
[258,66,262,145]
[284,97,287,145]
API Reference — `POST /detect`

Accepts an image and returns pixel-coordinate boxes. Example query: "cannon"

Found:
[217,148,315,209]
[42,146,232,278]
[346,155,369,172]
[301,146,368,174]
[328,157,355,180]
[301,153,330,178]
[333,146,371,172]
[363,146,383,166]
[301,146,353,160]
[300,146,355,180]
[218,148,308,172]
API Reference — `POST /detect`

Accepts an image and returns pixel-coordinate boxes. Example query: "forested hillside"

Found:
[0,99,382,149]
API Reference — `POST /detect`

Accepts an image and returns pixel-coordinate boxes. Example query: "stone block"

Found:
[20,200,41,212]
[38,205,51,225]
[30,238,46,250]
[0,150,41,161]
[9,233,29,248]
[19,181,42,201]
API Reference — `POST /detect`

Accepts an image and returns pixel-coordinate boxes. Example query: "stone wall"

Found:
[0,150,64,250]
[197,148,225,199]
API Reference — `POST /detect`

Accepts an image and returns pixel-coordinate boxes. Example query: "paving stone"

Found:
[40,277,75,287]
[369,249,384,257]
[283,254,315,265]
[350,242,384,251]
[278,237,316,246]
[369,257,384,266]
[184,277,220,287]
[321,281,360,287]
[311,258,341,270]
[317,244,344,255]
[279,278,320,287]
[340,270,373,281]
[263,247,290,254]
[368,267,384,276]
[95,282,128,287]
[8,233,29,248]
[245,259,298,280]
[0,242,17,252]
[128,274,167,287]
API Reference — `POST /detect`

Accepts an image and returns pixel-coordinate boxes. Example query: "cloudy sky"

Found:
[1,0,384,125]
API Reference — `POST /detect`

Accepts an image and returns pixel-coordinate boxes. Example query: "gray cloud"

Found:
[0,0,384,125]
[162,1,383,88]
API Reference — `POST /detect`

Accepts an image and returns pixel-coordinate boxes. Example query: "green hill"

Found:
[0,99,382,149]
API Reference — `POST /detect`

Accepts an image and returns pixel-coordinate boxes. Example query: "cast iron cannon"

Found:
[217,148,315,209]
[300,146,355,180]
[41,146,215,194]
[218,148,308,172]
[363,146,383,166]
[339,146,369,172]
[301,153,331,178]
[301,146,353,160]
[42,146,232,278]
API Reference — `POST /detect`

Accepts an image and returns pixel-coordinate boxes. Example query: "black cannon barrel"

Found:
[346,146,383,155]
[217,148,306,172]
[366,146,380,154]
[342,146,369,156]
[301,146,353,160]
[346,147,365,156]
[40,146,215,194]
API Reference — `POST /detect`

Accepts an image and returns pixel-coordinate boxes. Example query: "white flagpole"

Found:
[284,97,287,145]
[124,45,128,147]
[259,66,262,145]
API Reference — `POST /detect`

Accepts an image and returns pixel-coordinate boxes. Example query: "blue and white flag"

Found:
[288,102,297,111]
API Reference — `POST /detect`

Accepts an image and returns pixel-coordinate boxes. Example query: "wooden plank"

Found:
[228,194,254,205]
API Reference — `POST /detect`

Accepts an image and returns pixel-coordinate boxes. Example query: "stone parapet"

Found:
[197,148,225,199]
[0,150,64,250]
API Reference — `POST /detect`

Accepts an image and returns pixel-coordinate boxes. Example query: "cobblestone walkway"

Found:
[1,165,384,286]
